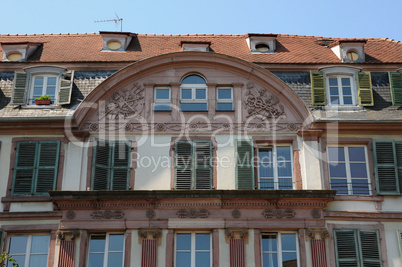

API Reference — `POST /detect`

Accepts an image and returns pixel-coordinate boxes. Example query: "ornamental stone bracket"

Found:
[90,210,125,219]
[225,228,249,244]
[176,209,210,219]
[138,229,162,245]
[57,230,80,241]
[262,209,295,219]
[305,228,329,240]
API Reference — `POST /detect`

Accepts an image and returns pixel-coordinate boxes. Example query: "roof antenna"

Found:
[95,13,123,32]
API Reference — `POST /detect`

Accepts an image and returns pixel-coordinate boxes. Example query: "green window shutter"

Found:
[359,230,382,267]
[373,140,399,195]
[11,71,28,105]
[357,72,374,106]
[236,140,254,189]
[389,72,402,106]
[0,228,4,251]
[111,142,130,190]
[36,142,60,194]
[334,229,359,267]
[194,141,212,189]
[175,141,192,189]
[13,142,38,195]
[310,71,326,106]
[57,70,74,105]
[396,142,402,194]
[93,140,111,190]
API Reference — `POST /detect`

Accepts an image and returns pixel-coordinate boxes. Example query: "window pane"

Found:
[196,89,206,99]
[262,235,277,252]
[109,234,124,251]
[278,178,293,189]
[88,254,104,267]
[29,255,48,267]
[281,234,296,251]
[218,89,232,99]
[176,234,191,250]
[262,253,278,267]
[34,77,44,86]
[329,163,346,177]
[9,255,25,267]
[33,87,43,96]
[259,150,272,162]
[47,77,57,86]
[154,103,171,111]
[195,252,210,266]
[182,75,206,84]
[260,178,274,190]
[277,162,292,177]
[216,103,233,111]
[156,89,170,99]
[350,163,367,178]
[46,86,56,97]
[341,78,351,86]
[329,87,339,96]
[176,252,191,267]
[259,164,273,178]
[348,147,365,162]
[181,89,192,99]
[330,97,339,104]
[89,235,105,253]
[9,236,28,254]
[282,252,298,267]
[108,252,123,267]
[328,147,345,161]
[180,103,207,111]
[277,147,291,161]
[31,236,50,253]
[330,179,348,194]
[343,87,352,96]
[343,96,353,105]
[328,78,338,86]
[196,234,210,250]
[352,179,369,195]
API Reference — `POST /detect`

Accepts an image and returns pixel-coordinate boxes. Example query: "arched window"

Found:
[180,74,208,111]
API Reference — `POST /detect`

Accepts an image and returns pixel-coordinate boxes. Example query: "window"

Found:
[334,229,382,267]
[180,75,208,111]
[92,140,131,190]
[216,88,233,111]
[175,233,211,267]
[154,87,171,111]
[373,140,402,195]
[12,141,60,196]
[8,235,50,267]
[261,233,298,267]
[88,233,124,267]
[328,146,371,195]
[29,75,58,105]
[310,68,373,106]
[258,146,293,190]
[175,141,212,189]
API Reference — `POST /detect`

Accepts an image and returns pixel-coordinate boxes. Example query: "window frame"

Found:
[7,234,51,267]
[260,232,300,267]
[216,87,233,111]
[174,232,212,267]
[180,74,208,112]
[326,75,357,106]
[154,87,171,111]
[28,74,59,105]
[327,145,372,196]
[87,233,125,267]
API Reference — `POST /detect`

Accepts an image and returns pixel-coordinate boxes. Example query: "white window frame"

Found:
[174,232,212,267]
[257,145,294,190]
[180,76,208,111]
[326,75,357,106]
[154,87,171,111]
[28,74,59,105]
[216,87,233,111]
[7,234,50,267]
[328,145,371,196]
[261,232,300,267]
[87,233,125,267]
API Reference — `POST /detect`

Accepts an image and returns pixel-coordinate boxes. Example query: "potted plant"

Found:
[35,95,52,105]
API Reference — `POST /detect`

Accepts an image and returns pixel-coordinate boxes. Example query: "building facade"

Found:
[0,31,401,267]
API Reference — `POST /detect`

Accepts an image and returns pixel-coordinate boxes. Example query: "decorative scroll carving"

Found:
[311,209,321,219]
[146,209,156,219]
[155,123,167,132]
[262,209,295,219]
[90,210,125,219]
[286,123,298,132]
[138,229,162,239]
[225,229,248,239]
[305,228,329,240]
[244,83,285,120]
[57,230,80,241]
[100,83,145,119]
[232,209,241,219]
[66,210,76,220]
[176,209,210,219]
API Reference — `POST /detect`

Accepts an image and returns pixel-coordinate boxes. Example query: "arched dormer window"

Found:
[180,74,208,111]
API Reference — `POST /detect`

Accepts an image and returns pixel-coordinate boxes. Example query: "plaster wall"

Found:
[301,140,322,189]
[131,230,141,267]
[0,136,12,212]
[63,142,84,191]
[383,222,402,267]
[9,202,54,212]
[245,229,255,267]
[219,229,230,266]
[215,135,236,190]
[381,197,402,212]
[326,200,377,212]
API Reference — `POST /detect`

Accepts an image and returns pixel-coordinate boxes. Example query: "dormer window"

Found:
[100,31,133,52]
[180,74,208,111]
[181,42,210,52]
[347,50,359,62]
[6,52,23,61]
[1,42,41,62]
[329,40,366,63]
[246,34,277,53]
[255,44,270,52]
[106,40,122,50]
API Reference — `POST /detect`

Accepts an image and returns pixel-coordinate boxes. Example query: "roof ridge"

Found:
[0,32,98,37]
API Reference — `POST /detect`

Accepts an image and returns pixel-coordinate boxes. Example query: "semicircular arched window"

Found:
[180,74,208,111]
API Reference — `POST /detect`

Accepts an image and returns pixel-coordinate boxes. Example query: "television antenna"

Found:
[95,13,123,32]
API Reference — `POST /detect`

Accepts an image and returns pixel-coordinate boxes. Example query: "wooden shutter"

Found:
[357,72,374,106]
[236,140,254,189]
[373,140,399,195]
[0,228,4,251]
[194,141,212,189]
[57,70,74,105]
[396,142,402,194]
[310,71,326,106]
[175,141,192,189]
[11,71,28,105]
[111,142,130,190]
[334,230,359,267]
[13,142,38,195]
[93,140,111,190]
[359,230,382,267]
[389,72,402,106]
[36,142,60,194]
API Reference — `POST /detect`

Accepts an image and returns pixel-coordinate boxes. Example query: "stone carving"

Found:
[138,229,162,239]
[66,210,76,220]
[89,123,100,132]
[311,209,321,219]
[188,123,199,132]
[155,123,167,132]
[124,123,133,132]
[57,230,80,241]
[177,209,210,219]
[305,228,329,240]
[225,229,248,239]
[90,210,125,219]
[232,209,241,219]
[100,83,145,119]
[262,209,295,219]
[244,83,285,120]
[286,123,298,132]
[146,209,156,219]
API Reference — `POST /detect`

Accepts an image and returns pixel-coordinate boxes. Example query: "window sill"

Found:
[323,105,363,111]
[216,110,234,112]
[333,195,384,202]
[180,110,208,112]
[21,105,59,109]
[154,110,171,112]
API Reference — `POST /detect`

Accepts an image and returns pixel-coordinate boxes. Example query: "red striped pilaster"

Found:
[311,239,327,267]
[58,240,75,267]
[141,239,157,267]
[230,238,245,267]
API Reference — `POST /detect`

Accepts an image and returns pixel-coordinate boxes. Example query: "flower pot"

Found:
[35,99,51,105]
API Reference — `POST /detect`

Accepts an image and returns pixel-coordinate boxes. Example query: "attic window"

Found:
[255,44,270,52]
[347,51,359,61]
[7,52,23,61]
[1,42,41,62]
[329,40,366,63]
[246,34,277,53]
[100,31,133,52]
[107,40,122,50]
[181,42,210,52]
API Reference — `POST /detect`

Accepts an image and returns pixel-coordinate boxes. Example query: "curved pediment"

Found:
[73,52,312,135]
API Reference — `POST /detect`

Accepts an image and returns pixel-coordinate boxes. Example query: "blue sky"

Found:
[2,0,401,41]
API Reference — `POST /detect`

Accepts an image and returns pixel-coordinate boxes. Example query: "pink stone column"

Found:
[306,229,329,267]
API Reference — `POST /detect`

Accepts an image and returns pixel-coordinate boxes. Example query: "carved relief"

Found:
[311,209,321,219]
[57,230,80,241]
[244,83,285,120]
[176,209,210,218]
[225,229,248,239]
[66,210,76,220]
[232,209,241,219]
[146,209,156,219]
[305,228,329,240]
[138,229,162,239]
[100,83,145,119]
[262,209,295,219]
[90,210,125,219]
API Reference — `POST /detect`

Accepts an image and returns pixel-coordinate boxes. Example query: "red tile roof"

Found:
[0,33,401,64]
